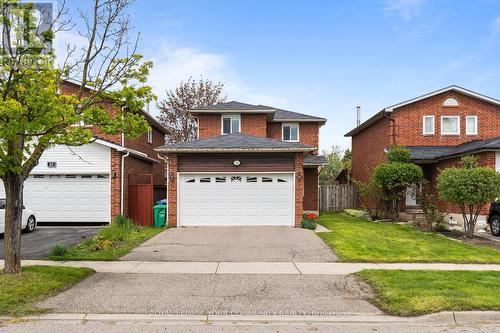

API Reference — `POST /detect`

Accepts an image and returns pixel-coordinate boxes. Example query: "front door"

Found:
[405,184,419,207]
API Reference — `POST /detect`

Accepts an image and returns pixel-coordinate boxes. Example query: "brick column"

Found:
[167,153,178,227]
[294,153,304,227]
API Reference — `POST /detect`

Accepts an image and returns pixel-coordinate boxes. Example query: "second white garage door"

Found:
[178,173,294,226]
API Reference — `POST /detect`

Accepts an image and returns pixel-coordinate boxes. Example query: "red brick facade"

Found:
[303,168,319,211]
[166,153,178,227]
[294,153,305,227]
[349,89,500,217]
[61,81,168,224]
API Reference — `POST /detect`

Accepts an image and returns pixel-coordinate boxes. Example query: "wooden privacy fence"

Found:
[319,184,357,212]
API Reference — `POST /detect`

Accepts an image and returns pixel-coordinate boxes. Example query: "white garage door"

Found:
[178,173,294,226]
[0,174,110,223]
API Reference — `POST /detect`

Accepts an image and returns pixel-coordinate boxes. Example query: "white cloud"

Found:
[144,41,286,115]
[492,15,500,34]
[384,0,426,20]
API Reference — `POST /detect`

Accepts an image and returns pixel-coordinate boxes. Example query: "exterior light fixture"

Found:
[233,160,241,166]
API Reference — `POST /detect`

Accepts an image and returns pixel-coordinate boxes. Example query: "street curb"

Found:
[1,311,498,325]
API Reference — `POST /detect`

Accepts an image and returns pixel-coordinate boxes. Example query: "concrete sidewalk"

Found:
[2,260,500,274]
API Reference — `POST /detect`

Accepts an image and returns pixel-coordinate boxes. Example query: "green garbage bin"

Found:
[153,204,167,227]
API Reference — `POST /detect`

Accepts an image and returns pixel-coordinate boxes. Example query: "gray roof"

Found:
[407,137,500,162]
[191,101,326,122]
[304,154,328,166]
[155,133,315,153]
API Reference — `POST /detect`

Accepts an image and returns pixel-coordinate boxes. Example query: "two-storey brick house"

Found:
[346,86,500,224]
[156,101,327,227]
[0,80,169,226]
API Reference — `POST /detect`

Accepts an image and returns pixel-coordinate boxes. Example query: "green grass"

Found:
[356,270,500,316]
[0,265,93,315]
[49,224,164,261]
[317,213,500,263]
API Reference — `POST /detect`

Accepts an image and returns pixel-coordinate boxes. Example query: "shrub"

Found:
[113,215,140,231]
[301,213,318,230]
[387,145,411,163]
[417,192,448,232]
[344,209,366,219]
[354,179,386,220]
[49,243,68,257]
[437,155,500,238]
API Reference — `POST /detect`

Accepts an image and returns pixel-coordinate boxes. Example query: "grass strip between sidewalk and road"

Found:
[317,213,500,263]
[49,223,164,261]
[0,265,93,315]
[356,269,500,316]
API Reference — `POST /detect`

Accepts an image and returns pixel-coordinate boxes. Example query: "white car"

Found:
[0,198,37,234]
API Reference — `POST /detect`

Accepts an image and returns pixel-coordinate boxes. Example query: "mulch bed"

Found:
[438,230,500,251]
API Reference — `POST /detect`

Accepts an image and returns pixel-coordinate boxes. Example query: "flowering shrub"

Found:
[301,213,318,230]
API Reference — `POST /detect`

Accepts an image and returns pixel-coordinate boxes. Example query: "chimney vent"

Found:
[356,105,361,126]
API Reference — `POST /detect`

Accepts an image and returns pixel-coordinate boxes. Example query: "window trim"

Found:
[221,114,241,135]
[465,115,478,135]
[282,122,300,142]
[147,127,153,144]
[440,116,460,135]
[422,116,435,135]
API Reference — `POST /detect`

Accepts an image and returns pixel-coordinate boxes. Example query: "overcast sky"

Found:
[60,0,500,152]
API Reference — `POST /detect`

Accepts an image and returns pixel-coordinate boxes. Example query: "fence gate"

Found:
[319,184,357,212]
[129,174,153,226]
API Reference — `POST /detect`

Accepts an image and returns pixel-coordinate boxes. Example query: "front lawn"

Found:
[0,265,93,315]
[49,222,164,261]
[317,213,500,263]
[356,270,500,316]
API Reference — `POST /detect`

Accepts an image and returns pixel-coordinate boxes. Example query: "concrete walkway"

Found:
[3,260,500,274]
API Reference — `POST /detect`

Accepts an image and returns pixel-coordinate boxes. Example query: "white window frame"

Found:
[147,127,153,143]
[422,116,435,135]
[282,123,299,142]
[440,116,460,135]
[221,114,241,135]
[465,115,478,135]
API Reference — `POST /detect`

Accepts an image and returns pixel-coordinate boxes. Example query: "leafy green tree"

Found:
[319,146,344,185]
[0,0,153,274]
[373,146,423,218]
[437,155,500,238]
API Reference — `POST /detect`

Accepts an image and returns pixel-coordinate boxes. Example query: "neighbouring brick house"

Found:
[346,85,500,225]
[155,101,327,227]
[0,80,169,226]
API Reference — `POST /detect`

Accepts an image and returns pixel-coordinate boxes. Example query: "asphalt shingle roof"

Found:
[191,101,326,122]
[155,133,315,153]
[304,154,328,166]
[407,137,500,161]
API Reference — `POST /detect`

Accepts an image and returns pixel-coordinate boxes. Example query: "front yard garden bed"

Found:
[356,269,500,316]
[317,213,500,263]
[49,217,164,261]
[0,266,93,315]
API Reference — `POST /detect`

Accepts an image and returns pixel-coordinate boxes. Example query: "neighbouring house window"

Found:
[282,123,299,142]
[443,97,459,107]
[222,114,240,134]
[466,116,477,135]
[441,116,460,135]
[147,127,153,143]
[423,116,435,135]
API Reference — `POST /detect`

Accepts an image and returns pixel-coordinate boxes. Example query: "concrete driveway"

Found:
[121,227,338,262]
[38,272,379,315]
[0,227,100,259]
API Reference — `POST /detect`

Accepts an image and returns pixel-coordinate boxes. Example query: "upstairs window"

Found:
[422,116,435,135]
[282,123,299,142]
[222,114,240,134]
[466,116,478,135]
[441,116,460,135]
[147,127,153,143]
[443,97,459,107]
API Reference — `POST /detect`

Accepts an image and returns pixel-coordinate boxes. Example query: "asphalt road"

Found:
[0,227,101,259]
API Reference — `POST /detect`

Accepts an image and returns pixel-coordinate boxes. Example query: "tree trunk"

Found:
[2,172,24,274]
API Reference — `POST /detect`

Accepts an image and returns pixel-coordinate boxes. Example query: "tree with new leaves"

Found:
[437,155,500,238]
[319,146,346,185]
[158,77,226,143]
[373,146,423,218]
[0,0,154,274]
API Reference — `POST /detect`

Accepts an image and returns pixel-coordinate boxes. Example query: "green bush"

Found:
[112,215,140,231]
[301,213,318,230]
[344,209,366,219]
[387,145,411,163]
[49,243,68,257]
[417,192,448,232]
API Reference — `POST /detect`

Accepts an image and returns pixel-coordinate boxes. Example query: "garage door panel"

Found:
[179,173,294,226]
[0,175,110,223]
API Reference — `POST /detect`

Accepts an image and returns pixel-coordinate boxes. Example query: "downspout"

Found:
[158,153,168,224]
[120,106,128,216]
